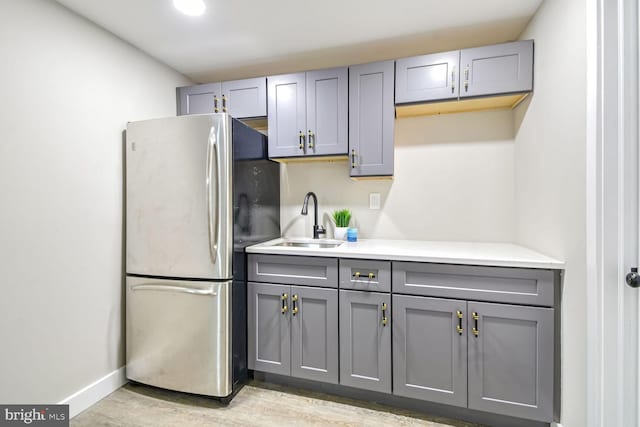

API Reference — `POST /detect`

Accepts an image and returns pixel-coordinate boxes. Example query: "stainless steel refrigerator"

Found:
[124,113,279,399]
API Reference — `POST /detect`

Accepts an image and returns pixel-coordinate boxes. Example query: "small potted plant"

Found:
[332,209,352,240]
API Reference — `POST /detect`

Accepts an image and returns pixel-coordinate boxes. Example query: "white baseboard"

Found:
[551,423,563,427]
[58,367,127,418]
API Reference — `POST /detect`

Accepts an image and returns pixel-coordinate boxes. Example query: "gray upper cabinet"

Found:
[177,78,267,118]
[290,286,339,384]
[467,301,554,422]
[221,77,267,118]
[247,282,291,376]
[392,295,467,408]
[267,73,307,158]
[395,50,460,103]
[460,40,533,99]
[268,68,348,159]
[305,68,348,156]
[349,61,395,177]
[339,290,391,393]
[177,82,222,115]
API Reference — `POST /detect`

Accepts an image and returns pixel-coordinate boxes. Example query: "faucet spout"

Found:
[301,192,326,239]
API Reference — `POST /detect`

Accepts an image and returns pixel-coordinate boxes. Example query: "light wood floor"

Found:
[71,380,483,427]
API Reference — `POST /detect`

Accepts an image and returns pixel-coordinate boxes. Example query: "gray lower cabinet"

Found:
[290,285,339,384]
[459,40,533,99]
[177,77,267,118]
[392,295,467,408]
[467,301,554,422]
[339,290,391,393]
[349,60,395,177]
[247,282,291,375]
[248,281,339,384]
[267,68,348,159]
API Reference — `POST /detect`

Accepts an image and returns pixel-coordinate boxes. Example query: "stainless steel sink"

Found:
[274,238,344,249]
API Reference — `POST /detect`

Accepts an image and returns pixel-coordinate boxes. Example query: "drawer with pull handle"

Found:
[339,259,391,292]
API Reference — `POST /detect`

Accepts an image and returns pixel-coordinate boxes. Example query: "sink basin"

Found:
[274,238,344,249]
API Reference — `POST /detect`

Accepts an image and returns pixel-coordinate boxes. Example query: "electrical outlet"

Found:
[369,193,381,210]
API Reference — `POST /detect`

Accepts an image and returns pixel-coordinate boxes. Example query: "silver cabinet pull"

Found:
[213,96,219,113]
[308,130,314,149]
[298,131,306,150]
[451,67,456,93]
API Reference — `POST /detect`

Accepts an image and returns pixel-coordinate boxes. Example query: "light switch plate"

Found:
[369,193,381,210]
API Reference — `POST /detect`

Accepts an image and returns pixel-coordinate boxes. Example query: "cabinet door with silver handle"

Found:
[392,295,467,407]
[290,286,339,384]
[177,82,222,115]
[349,60,394,177]
[395,50,460,103]
[219,77,266,118]
[248,282,291,376]
[467,301,554,422]
[459,40,533,99]
[267,73,306,158]
[339,290,391,393]
[305,67,348,156]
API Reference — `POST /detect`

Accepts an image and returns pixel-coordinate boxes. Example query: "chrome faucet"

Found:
[301,192,326,239]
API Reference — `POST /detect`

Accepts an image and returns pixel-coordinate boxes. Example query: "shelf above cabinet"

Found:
[396,92,528,118]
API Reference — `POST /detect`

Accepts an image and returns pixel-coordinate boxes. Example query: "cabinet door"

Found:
[247,282,290,375]
[392,295,467,407]
[177,82,222,115]
[305,68,348,156]
[349,61,395,177]
[339,290,391,393]
[395,51,460,103]
[459,40,533,98]
[267,73,307,158]
[221,77,266,118]
[468,302,554,422]
[290,286,339,384]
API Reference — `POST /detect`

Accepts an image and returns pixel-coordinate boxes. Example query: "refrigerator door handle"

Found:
[131,284,218,296]
[206,126,220,264]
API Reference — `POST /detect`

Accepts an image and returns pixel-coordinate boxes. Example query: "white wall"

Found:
[0,0,190,404]
[514,0,587,425]
[281,110,516,242]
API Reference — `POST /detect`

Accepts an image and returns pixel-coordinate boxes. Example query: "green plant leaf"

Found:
[332,209,352,227]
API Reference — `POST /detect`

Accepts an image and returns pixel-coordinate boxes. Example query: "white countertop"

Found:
[246,238,565,270]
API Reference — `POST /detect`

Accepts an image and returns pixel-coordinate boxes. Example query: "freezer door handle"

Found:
[206,126,220,264]
[131,284,218,296]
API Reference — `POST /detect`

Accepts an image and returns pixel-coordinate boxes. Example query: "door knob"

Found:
[626,268,640,288]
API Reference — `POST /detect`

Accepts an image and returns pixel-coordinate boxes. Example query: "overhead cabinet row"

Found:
[177,40,534,176]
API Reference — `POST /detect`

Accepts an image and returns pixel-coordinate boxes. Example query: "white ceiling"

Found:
[55,0,543,83]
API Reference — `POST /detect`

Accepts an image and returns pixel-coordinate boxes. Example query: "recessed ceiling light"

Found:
[173,0,206,16]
